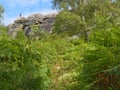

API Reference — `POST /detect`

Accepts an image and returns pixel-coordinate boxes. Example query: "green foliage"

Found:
[0,26,8,39]
[1,25,120,90]
[0,35,50,90]
[0,4,4,23]
[16,30,27,41]
[29,24,40,39]
[53,11,81,36]
[78,27,120,90]
[52,0,120,42]
[1,1,120,90]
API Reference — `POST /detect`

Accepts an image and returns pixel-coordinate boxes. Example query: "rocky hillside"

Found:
[7,13,57,37]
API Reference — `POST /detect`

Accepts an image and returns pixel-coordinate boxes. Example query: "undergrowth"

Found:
[0,26,120,90]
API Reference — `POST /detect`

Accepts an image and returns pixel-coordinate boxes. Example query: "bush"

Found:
[53,11,82,36]
[78,27,120,90]
[0,36,50,90]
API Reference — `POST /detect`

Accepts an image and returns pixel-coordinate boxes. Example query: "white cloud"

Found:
[3,13,17,25]
[39,9,58,15]
[23,9,58,17]
[3,17,16,26]
[5,0,40,8]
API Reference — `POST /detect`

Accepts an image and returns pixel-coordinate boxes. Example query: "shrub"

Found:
[0,36,50,90]
[78,27,120,90]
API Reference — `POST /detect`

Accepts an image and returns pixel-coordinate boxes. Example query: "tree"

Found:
[53,11,82,36]
[0,4,4,23]
[52,0,120,41]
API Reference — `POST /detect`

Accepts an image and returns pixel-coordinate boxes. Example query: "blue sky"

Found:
[0,0,57,25]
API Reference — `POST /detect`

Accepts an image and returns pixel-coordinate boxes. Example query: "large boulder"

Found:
[41,13,57,32]
[14,17,29,24]
[27,13,44,24]
[7,23,23,38]
[7,13,57,37]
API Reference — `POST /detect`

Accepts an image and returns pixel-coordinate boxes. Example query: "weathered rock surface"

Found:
[7,13,57,37]
[27,13,43,24]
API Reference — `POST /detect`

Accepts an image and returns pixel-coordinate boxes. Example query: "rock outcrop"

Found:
[7,13,57,37]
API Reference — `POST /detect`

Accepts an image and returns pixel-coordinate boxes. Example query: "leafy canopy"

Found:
[52,0,120,41]
[0,4,4,23]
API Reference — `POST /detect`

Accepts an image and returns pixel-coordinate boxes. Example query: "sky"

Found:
[0,0,57,25]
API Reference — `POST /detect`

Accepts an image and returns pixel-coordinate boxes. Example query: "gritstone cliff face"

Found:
[7,13,57,37]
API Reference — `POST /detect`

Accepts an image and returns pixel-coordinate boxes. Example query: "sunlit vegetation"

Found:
[0,0,120,90]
